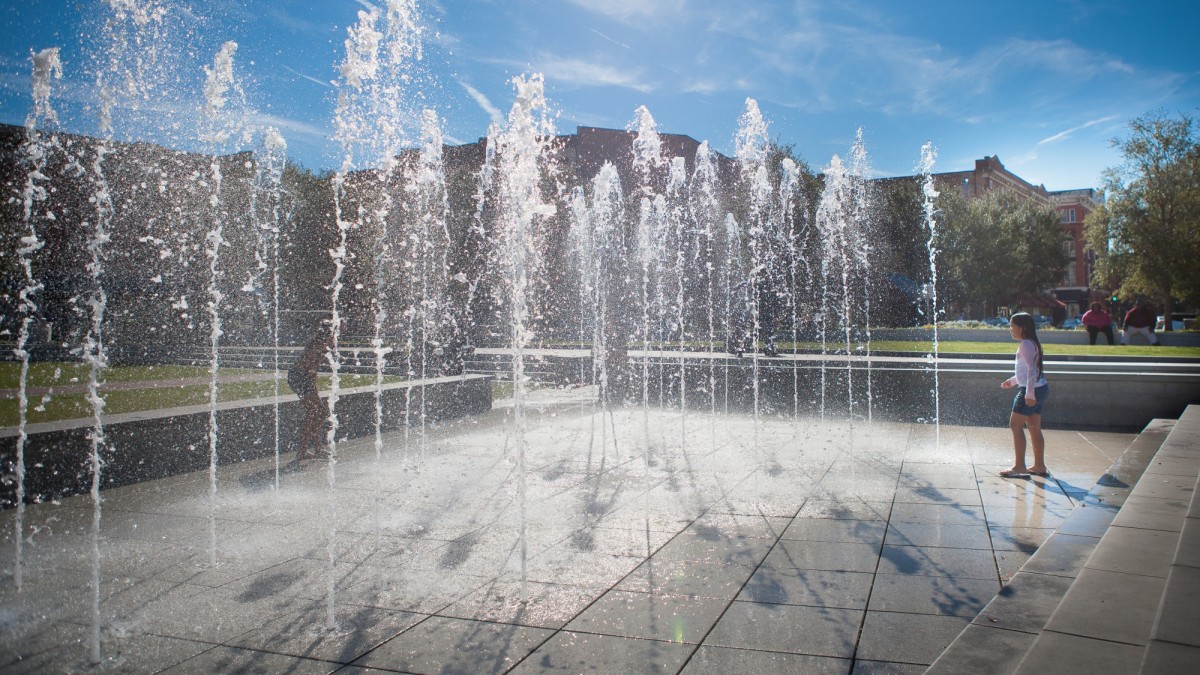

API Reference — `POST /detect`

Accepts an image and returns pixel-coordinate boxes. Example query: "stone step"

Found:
[926,416,1178,674]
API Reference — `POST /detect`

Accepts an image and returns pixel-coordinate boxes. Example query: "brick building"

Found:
[1048,187,1102,311]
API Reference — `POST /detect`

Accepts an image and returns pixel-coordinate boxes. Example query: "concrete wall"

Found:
[639,358,1200,432]
[469,349,1198,431]
[0,374,492,507]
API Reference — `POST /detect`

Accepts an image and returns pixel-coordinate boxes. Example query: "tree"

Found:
[872,176,936,326]
[1086,111,1200,327]
[278,163,337,341]
[937,189,1067,316]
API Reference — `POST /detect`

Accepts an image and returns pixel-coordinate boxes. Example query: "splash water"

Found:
[569,162,624,459]
[321,0,430,626]
[200,40,246,566]
[406,109,453,464]
[249,128,288,488]
[735,99,772,420]
[919,142,942,440]
[667,156,689,452]
[689,142,722,448]
[629,106,668,454]
[813,131,875,422]
[12,48,61,591]
[490,74,557,601]
[1,3,954,662]
[847,131,875,420]
[777,157,805,422]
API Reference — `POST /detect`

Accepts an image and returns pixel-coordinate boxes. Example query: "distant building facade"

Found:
[1048,187,1101,309]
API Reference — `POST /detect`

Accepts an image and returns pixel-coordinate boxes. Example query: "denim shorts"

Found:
[1012,383,1049,416]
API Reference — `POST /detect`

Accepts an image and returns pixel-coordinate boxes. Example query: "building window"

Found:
[1063,239,1076,258]
[1068,208,1076,223]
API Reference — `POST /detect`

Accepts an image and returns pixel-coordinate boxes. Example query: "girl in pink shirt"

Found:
[1081,302,1114,345]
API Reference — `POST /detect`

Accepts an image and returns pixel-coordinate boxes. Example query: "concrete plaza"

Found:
[1,386,1140,673]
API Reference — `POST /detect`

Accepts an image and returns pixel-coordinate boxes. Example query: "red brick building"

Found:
[1048,187,1101,311]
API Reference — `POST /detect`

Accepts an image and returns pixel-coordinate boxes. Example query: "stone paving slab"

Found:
[1,391,1134,673]
[931,406,1200,674]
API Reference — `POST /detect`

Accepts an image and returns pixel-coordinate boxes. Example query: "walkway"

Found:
[0,390,1154,672]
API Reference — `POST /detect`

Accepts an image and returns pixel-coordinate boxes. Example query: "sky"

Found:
[1,0,1197,190]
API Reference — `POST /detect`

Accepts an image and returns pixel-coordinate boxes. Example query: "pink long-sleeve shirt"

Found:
[1081,308,1112,328]
[1004,339,1047,390]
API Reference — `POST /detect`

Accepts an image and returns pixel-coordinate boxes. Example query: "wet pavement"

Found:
[1,386,1137,673]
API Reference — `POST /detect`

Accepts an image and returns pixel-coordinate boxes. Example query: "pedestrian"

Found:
[1122,298,1160,345]
[1081,301,1114,345]
[999,312,1050,478]
[288,322,334,461]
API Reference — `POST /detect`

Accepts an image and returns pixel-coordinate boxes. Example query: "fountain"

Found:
[13,46,62,594]
[920,142,943,441]
[0,0,953,667]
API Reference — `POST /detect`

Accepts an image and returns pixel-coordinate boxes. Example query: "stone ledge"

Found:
[1005,405,1197,674]
[469,349,1200,432]
[0,374,493,507]
[1142,405,1200,673]
[928,416,1177,674]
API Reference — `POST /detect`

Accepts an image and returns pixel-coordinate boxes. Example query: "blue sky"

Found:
[1,0,1197,190]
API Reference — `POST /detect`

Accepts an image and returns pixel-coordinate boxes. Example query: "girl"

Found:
[999,313,1049,477]
[288,324,334,461]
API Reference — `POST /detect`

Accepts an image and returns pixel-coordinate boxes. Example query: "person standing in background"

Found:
[288,323,334,461]
[1122,298,1160,345]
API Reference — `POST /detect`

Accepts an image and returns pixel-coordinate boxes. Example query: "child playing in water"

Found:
[999,312,1050,478]
[288,323,334,461]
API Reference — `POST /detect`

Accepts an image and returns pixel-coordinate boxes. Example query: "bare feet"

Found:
[999,467,1029,478]
[1028,467,1050,477]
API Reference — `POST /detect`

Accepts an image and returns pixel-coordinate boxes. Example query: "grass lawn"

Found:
[664,339,1199,358]
[858,340,1200,358]
[0,362,397,426]
[492,380,514,401]
[0,363,249,390]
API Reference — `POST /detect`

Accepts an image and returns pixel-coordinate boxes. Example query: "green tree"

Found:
[872,176,934,326]
[1086,111,1200,327]
[278,162,337,340]
[937,189,1067,316]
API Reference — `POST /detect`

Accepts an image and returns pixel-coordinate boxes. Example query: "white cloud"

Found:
[680,79,721,95]
[283,65,333,89]
[252,112,331,144]
[993,38,1134,77]
[262,6,331,34]
[589,29,631,50]
[1038,115,1119,145]
[532,54,654,93]
[456,78,502,123]
[1007,150,1039,167]
[665,1,1166,128]
[566,0,686,22]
